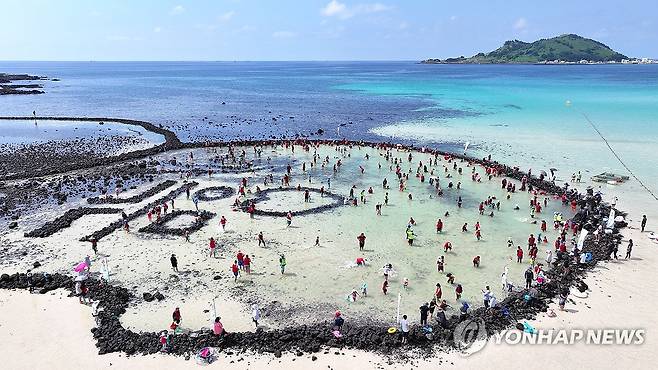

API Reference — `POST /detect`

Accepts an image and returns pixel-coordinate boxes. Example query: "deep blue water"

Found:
[1,61,657,147]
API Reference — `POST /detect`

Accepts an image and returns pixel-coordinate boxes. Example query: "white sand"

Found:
[1,222,656,370]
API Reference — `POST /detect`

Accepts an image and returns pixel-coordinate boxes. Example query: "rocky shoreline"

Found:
[0,116,627,361]
[0,73,49,95]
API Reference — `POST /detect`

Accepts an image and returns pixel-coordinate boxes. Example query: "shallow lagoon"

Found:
[112,144,574,330]
[0,119,164,147]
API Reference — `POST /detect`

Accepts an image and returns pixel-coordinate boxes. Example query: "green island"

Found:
[422,34,640,64]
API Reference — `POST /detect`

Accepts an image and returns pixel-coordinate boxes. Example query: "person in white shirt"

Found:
[399,315,410,344]
[251,304,261,328]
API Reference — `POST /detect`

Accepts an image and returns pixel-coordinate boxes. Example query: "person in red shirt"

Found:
[475,229,482,241]
[528,234,536,249]
[444,241,453,252]
[236,250,245,269]
[243,255,252,274]
[517,246,524,263]
[434,283,442,301]
[231,261,240,282]
[436,219,443,233]
[209,237,217,258]
[541,220,547,232]
[473,255,481,267]
[455,284,463,300]
[356,257,366,266]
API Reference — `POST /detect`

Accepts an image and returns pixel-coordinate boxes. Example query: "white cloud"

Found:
[513,17,528,30]
[170,5,185,15]
[219,11,235,21]
[153,27,162,33]
[450,15,457,21]
[272,30,296,39]
[398,21,408,30]
[322,0,348,17]
[321,1,392,20]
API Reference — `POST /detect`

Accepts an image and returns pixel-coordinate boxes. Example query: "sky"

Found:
[1,0,656,61]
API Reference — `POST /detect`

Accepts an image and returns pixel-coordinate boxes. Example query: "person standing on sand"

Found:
[231,260,240,282]
[279,254,287,274]
[315,236,320,247]
[382,279,389,295]
[357,232,366,251]
[170,254,178,272]
[220,216,227,231]
[252,304,261,328]
[517,246,524,263]
[641,215,647,232]
[243,255,252,274]
[626,239,633,259]
[286,212,292,227]
[258,232,266,247]
[209,237,217,258]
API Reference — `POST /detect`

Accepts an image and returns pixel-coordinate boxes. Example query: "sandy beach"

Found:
[2,220,655,370]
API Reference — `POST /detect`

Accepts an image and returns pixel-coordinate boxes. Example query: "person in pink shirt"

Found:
[213,317,224,336]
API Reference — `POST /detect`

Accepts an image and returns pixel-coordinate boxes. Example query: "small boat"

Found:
[591,172,630,184]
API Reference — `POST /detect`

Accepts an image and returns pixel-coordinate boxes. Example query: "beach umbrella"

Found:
[74,261,88,272]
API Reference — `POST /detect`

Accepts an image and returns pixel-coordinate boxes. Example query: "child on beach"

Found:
[382,280,389,295]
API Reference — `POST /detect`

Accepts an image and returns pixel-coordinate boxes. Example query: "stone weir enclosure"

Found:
[0,116,627,362]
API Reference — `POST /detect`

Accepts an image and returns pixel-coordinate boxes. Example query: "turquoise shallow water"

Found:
[1,62,656,193]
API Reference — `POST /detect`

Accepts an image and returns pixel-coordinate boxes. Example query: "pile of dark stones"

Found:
[193,186,235,201]
[138,210,215,236]
[87,180,177,204]
[24,207,122,238]
[239,187,345,217]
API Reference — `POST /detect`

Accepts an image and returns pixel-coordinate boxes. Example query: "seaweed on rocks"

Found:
[87,180,177,204]
[239,187,345,217]
[138,210,215,236]
[24,207,123,238]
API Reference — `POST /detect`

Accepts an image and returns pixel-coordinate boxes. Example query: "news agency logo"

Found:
[453,321,646,357]
[453,318,488,356]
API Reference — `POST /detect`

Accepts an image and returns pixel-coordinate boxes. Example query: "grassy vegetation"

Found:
[423,34,628,64]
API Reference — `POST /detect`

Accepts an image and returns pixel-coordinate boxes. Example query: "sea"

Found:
[1,61,657,196]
